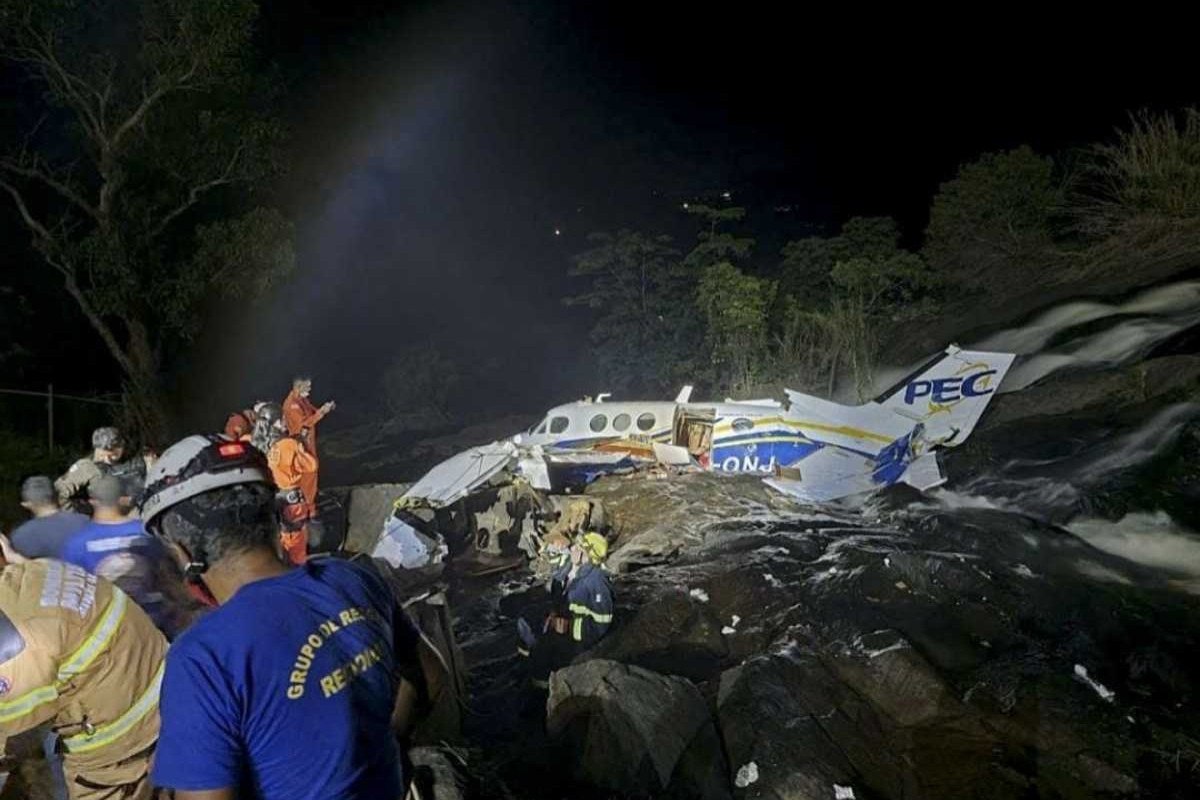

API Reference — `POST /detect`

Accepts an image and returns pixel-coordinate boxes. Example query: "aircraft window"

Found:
[589,414,608,432]
[732,417,753,432]
[636,412,656,431]
[549,416,569,434]
[612,413,631,432]
[534,419,548,434]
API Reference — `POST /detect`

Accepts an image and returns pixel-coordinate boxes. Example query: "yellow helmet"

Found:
[579,532,608,564]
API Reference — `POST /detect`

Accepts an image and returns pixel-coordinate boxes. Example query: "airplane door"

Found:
[673,406,715,468]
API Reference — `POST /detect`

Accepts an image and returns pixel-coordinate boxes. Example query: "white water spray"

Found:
[1067,512,1200,593]
[871,279,1200,396]
[976,280,1200,355]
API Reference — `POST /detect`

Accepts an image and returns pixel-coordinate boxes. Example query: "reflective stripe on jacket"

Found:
[565,564,614,646]
[0,560,167,770]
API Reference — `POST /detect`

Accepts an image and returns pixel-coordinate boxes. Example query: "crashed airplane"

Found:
[373,346,1014,566]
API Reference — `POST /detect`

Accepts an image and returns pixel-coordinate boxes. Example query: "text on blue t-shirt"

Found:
[152,558,406,800]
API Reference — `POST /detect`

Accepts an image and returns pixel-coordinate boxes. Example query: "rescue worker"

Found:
[223,407,255,441]
[259,402,318,565]
[283,376,334,473]
[55,427,125,510]
[62,476,191,639]
[139,435,424,799]
[0,538,168,800]
[518,532,614,682]
[8,475,89,559]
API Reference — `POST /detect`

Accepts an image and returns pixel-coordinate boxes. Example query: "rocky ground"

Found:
[444,468,1199,800]
[423,345,1200,799]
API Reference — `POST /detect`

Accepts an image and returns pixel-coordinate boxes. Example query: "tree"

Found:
[827,249,938,398]
[565,230,696,395]
[923,146,1061,294]
[682,204,755,269]
[775,217,939,398]
[0,0,292,440]
[776,216,909,313]
[695,262,776,393]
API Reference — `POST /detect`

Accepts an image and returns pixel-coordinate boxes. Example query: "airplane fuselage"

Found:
[516,398,829,475]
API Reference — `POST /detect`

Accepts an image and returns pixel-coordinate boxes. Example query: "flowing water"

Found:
[448,280,1200,799]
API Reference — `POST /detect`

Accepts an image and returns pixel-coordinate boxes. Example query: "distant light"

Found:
[722,191,731,200]
[554,228,561,236]
[682,202,689,209]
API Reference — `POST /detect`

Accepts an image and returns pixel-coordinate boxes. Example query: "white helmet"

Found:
[139,434,272,530]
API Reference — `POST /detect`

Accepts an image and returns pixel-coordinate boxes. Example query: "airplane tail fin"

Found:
[873,345,1015,447]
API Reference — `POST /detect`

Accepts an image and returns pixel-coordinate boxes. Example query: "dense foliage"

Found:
[568,109,1200,400]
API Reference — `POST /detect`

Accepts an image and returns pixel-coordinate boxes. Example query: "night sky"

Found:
[5,2,1197,431]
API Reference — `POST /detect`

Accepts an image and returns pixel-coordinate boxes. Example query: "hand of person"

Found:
[0,532,27,565]
[321,400,336,414]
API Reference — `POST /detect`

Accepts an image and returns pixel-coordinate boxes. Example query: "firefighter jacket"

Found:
[560,563,614,647]
[0,560,167,775]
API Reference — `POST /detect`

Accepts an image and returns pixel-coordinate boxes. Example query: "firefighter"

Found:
[517,532,614,683]
[222,406,256,441]
[0,539,167,800]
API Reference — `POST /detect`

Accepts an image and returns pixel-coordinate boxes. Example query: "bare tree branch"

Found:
[0,177,52,241]
[57,263,136,376]
[109,57,201,152]
[1,177,134,374]
[14,23,105,143]
[0,156,100,220]
[150,143,246,239]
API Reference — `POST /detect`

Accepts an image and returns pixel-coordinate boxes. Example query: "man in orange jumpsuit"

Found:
[257,403,318,565]
[283,377,335,458]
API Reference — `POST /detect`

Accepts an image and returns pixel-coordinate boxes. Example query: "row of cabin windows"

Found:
[537,411,659,436]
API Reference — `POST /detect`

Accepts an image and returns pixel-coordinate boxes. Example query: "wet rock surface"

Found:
[326,481,411,552]
[451,468,1200,799]
[546,659,730,799]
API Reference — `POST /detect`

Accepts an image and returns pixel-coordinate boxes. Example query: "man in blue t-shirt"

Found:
[139,435,424,800]
[62,474,188,638]
[8,475,88,559]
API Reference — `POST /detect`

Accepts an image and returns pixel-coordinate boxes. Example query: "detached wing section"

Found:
[400,442,520,508]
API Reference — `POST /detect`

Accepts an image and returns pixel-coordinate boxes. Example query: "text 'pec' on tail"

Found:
[873,345,1015,446]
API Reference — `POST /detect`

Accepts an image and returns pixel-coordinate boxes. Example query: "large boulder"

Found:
[717,654,903,800]
[587,588,729,680]
[333,482,410,553]
[546,659,731,799]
